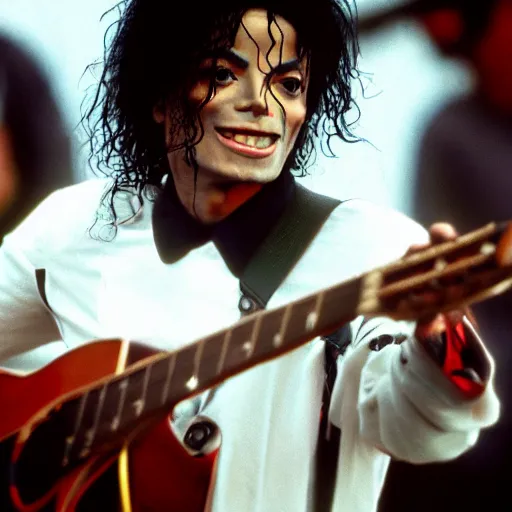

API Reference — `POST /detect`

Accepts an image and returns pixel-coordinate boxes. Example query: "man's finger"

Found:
[429,222,458,244]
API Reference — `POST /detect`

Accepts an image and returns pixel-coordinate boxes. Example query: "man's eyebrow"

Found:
[211,48,250,69]
[271,58,303,75]
[208,50,303,75]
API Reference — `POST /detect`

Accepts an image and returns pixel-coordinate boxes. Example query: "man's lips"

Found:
[215,128,279,158]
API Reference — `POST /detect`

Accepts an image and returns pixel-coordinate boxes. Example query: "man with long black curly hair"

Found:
[0,1,501,511]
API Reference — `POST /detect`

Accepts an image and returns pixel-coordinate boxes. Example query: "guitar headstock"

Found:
[362,222,512,321]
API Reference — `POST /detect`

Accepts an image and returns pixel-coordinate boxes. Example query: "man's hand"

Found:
[405,222,468,339]
[405,223,487,396]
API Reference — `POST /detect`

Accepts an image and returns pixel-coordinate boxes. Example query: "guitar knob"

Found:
[184,420,218,452]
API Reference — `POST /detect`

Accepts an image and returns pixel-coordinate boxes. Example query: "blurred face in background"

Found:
[0,127,17,221]
[421,1,512,114]
[471,0,512,113]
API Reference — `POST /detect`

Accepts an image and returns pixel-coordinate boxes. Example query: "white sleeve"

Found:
[330,316,500,464]
[0,208,62,363]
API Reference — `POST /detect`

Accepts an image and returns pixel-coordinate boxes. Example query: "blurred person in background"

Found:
[0,33,73,370]
[359,1,512,510]
[0,33,73,243]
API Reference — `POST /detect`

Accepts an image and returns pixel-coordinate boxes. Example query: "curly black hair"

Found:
[82,0,361,231]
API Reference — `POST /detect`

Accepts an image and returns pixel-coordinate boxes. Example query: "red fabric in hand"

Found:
[443,318,484,399]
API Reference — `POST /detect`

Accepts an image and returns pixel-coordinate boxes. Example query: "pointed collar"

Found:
[152,170,295,277]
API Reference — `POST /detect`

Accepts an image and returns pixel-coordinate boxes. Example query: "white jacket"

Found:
[0,179,500,512]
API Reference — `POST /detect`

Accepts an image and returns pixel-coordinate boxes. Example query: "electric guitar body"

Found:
[0,340,217,512]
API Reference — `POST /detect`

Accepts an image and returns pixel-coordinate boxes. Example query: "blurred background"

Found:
[0,0,510,511]
[0,0,471,209]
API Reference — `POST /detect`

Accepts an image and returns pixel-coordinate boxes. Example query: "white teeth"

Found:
[255,136,272,149]
[220,130,275,149]
[246,136,257,147]
[233,134,247,145]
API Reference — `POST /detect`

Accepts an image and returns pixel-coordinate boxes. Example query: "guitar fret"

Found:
[111,379,129,432]
[171,343,199,400]
[314,290,326,330]
[81,385,107,457]
[283,295,319,348]
[252,307,286,359]
[275,304,292,347]
[317,277,363,332]
[198,331,229,388]
[185,340,204,392]
[216,329,232,374]
[161,353,177,406]
[220,317,257,373]
[305,290,325,334]
[133,365,152,417]
[62,392,88,467]
[245,314,262,358]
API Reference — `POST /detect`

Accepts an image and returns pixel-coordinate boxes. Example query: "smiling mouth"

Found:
[215,128,279,150]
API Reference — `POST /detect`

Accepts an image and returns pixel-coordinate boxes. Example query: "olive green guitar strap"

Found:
[239,182,344,512]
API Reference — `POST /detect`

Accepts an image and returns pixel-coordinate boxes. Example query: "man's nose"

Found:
[235,75,270,117]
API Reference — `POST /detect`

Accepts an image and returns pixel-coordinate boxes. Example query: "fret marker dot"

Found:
[84,429,94,445]
[133,399,144,416]
[242,341,253,354]
[186,375,199,391]
[305,312,318,332]
[434,258,447,271]
[480,242,496,256]
[79,448,91,459]
[273,333,282,347]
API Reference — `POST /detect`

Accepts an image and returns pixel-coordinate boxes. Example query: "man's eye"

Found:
[215,67,236,85]
[279,77,302,96]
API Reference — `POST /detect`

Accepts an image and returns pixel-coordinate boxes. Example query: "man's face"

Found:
[160,9,308,198]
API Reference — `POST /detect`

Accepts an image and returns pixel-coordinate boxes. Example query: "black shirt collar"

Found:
[152,170,295,277]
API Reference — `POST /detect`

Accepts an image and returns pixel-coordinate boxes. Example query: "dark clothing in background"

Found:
[380,95,512,512]
[0,34,73,240]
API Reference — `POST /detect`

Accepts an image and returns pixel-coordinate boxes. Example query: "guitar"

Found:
[1,221,512,512]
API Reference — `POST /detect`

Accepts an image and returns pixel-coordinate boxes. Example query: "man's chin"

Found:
[198,162,280,186]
